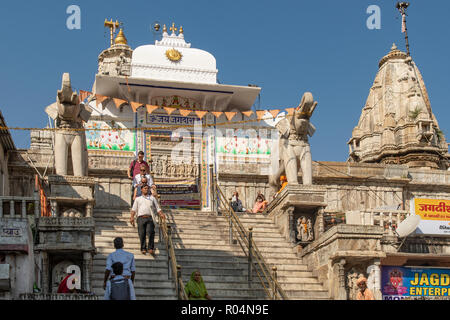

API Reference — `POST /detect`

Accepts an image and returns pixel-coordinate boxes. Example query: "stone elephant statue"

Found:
[269,92,317,192]
[45,73,92,176]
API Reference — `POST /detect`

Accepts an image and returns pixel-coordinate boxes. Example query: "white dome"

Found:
[131,30,218,84]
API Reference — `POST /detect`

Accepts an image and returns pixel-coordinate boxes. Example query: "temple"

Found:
[1,16,449,301]
[348,44,449,170]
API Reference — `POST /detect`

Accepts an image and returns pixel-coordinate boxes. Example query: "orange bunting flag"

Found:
[164,107,176,115]
[285,108,295,116]
[224,112,237,121]
[79,90,91,103]
[179,109,192,117]
[242,111,254,118]
[146,105,158,114]
[256,110,266,120]
[211,112,223,119]
[195,110,208,119]
[95,94,108,107]
[113,98,127,109]
[269,109,280,118]
[130,102,142,112]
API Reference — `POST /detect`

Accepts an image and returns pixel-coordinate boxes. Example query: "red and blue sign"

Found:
[382,266,450,300]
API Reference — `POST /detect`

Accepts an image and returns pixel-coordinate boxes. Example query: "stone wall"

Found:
[0,218,35,299]
[218,161,450,214]
[0,144,10,196]
[300,224,385,300]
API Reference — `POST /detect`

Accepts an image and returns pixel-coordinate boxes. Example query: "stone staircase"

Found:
[91,208,330,300]
[92,208,177,300]
[168,210,330,300]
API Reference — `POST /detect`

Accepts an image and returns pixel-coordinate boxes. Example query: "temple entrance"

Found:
[144,130,202,210]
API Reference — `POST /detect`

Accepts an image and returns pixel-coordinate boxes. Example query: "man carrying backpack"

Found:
[104,262,136,300]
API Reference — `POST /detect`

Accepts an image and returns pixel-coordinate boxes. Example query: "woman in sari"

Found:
[184,270,212,300]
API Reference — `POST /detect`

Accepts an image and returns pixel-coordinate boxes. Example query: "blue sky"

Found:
[0,0,448,162]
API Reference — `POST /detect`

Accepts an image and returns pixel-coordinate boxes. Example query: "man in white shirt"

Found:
[130,184,165,255]
[133,164,154,188]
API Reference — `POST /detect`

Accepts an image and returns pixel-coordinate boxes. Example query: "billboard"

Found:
[156,179,201,210]
[411,198,450,236]
[382,266,450,300]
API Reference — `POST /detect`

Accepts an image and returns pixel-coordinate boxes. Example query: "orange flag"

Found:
[95,94,108,107]
[179,109,192,117]
[211,112,223,119]
[285,108,295,116]
[164,107,176,115]
[113,98,127,109]
[269,109,280,118]
[195,110,208,119]
[146,105,158,114]
[256,110,266,120]
[130,102,142,112]
[79,90,91,103]
[224,112,237,121]
[242,111,254,118]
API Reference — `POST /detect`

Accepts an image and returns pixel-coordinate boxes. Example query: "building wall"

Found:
[0,145,10,196]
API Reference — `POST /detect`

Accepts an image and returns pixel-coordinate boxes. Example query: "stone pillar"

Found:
[86,203,93,218]
[286,206,296,244]
[368,260,382,300]
[34,191,40,218]
[41,252,50,294]
[82,252,92,292]
[50,201,58,217]
[336,259,347,300]
[315,207,325,238]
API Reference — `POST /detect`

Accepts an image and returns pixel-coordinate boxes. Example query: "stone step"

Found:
[94,238,291,249]
[95,248,167,258]
[285,290,330,300]
[95,229,285,240]
[95,219,279,234]
[93,286,266,299]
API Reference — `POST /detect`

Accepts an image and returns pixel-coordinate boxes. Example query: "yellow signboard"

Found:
[414,199,450,221]
[413,198,450,236]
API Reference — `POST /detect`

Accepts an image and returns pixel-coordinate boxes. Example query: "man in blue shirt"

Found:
[103,237,136,290]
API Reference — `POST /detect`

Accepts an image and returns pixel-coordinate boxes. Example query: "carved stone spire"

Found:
[348,45,448,170]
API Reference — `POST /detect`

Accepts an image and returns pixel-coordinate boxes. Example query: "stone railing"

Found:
[0,193,40,219]
[19,293,98,300]
[345,209,410,236]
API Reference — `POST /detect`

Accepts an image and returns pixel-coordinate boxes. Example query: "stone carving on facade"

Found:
[296,216,314,242]
[348,44,448,170]
[269,92,317,192]
[151,155,200,178]
[45,73,92,176]
[62,208,82,218]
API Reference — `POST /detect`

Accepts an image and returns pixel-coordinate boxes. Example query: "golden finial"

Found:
[163,24,167,33]
[115,28,128,45]
[104,19,120,47]
[179,26,184,34]
[170,22,177,34]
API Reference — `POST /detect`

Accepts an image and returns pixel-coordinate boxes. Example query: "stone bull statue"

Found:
[45,73,92,176]
[268,92,317,192]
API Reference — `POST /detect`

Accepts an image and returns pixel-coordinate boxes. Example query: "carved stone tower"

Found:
[98,28,133,77]
[348,44,448,170]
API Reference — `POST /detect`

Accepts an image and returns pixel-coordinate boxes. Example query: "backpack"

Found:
[110,278,131,300]
[130,160,137,176]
